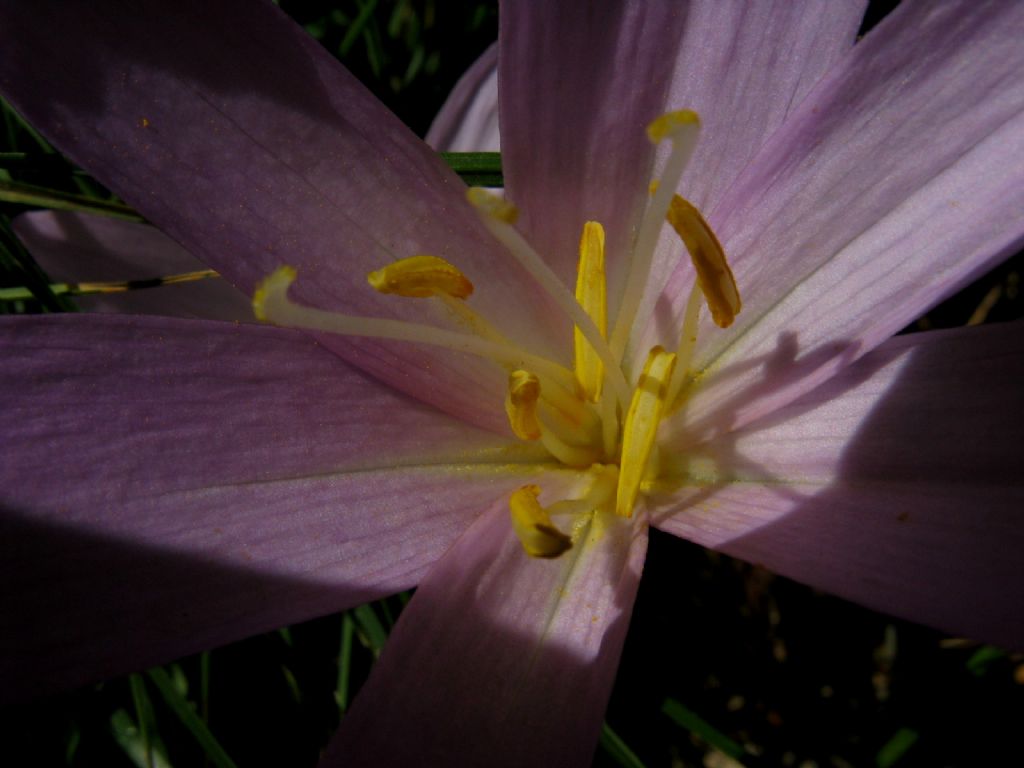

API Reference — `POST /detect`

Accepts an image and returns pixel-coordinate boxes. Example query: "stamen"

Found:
[646,110,701,144]
[546,465,618,518]
[609,109,700,366]
[509,485,573,559]
[537,403,603,468]
[465,187,518,224]
[364,257,596,429]
[504,370,601,465]
[367,255,473,299]
[599,390,620,459]
[616,346,677,518]
[666,194,741,328]
[254,266,580,394]
[435,293,507,344]
[665,281,703,409]
[505,370,542,440]
[574,221,607,402]
[466,187,631,411]
[367,256,506,344]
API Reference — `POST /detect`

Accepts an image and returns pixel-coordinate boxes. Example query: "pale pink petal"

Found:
[670,1,866,213]
[636,1,865,324]
[650,0,1024,430]
[426,43,499,153]
[13,211,253,321]
[499,2,690,298]
[0,0,565,431]
[324,495,647,767]
[0,314,555,700]
[652,323,1024,649]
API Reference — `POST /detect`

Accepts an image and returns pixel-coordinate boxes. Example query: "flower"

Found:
[2,1,1023,766]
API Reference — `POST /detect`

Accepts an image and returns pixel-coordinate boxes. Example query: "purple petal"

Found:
[0,0,565,431]
[670,1,865,213]
[652,323,1024,649]
[13,211,253,321]
[649,0,1024,430]
[635,1,865,318]
[324,493,647,767]
[0,314,555,700]
[499,2,690,298]
[426,43,499,153]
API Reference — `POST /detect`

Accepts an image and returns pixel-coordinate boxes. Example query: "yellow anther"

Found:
[367,255,473,300]
[253,265,298,321]
[574,221,607,402]
[509,485,572,559]
[505,370,542,440]
[466,187,519,224]
[646,109,700,144]
[616,346,677,518]
[666,195,741,328]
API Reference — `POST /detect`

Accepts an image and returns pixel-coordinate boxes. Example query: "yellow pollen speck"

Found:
[504,370,542,441]
[253,265,297,321]
[509,485,573,559]
[367,255,473,299]
[666,194,741,328]
[574,221,607,402]
[646,109,700,143]
[648,180,659,196]
[466,187,518,224]
[616,346,677,517]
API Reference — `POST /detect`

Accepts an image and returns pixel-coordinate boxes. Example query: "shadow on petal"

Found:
[0,504,424,705]
[653,324,1024,649]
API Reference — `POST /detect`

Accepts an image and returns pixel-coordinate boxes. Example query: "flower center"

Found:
[253,110,740,560]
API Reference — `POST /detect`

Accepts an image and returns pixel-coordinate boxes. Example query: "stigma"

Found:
[253,109,740,560]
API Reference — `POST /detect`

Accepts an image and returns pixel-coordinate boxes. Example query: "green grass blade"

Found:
[403,44,425,86]
[599,721,648,768]
[200,651,211,726]
[353,603,389,658]
[876,727,919,767]
[0,284,63,303]
[662,698,746,762]
[0,179,142,220]
[379,596,397,629]
[110,709,174,768]
[967,645,1005,675]
[0,150,82,173]
[363,26,384,80]
[64,721,82,765]
[0,215,76,311]
[147,667,238,768]
[336,612,356,713]
[441,152,502,186]
[455,173,503,187]
[129,674,156,768]
[440,152,501,174]
[1,96,53,153]
[340,0,379,56]
[280,663,302,704]
[387,0,412,39]
[167,663,190,696]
